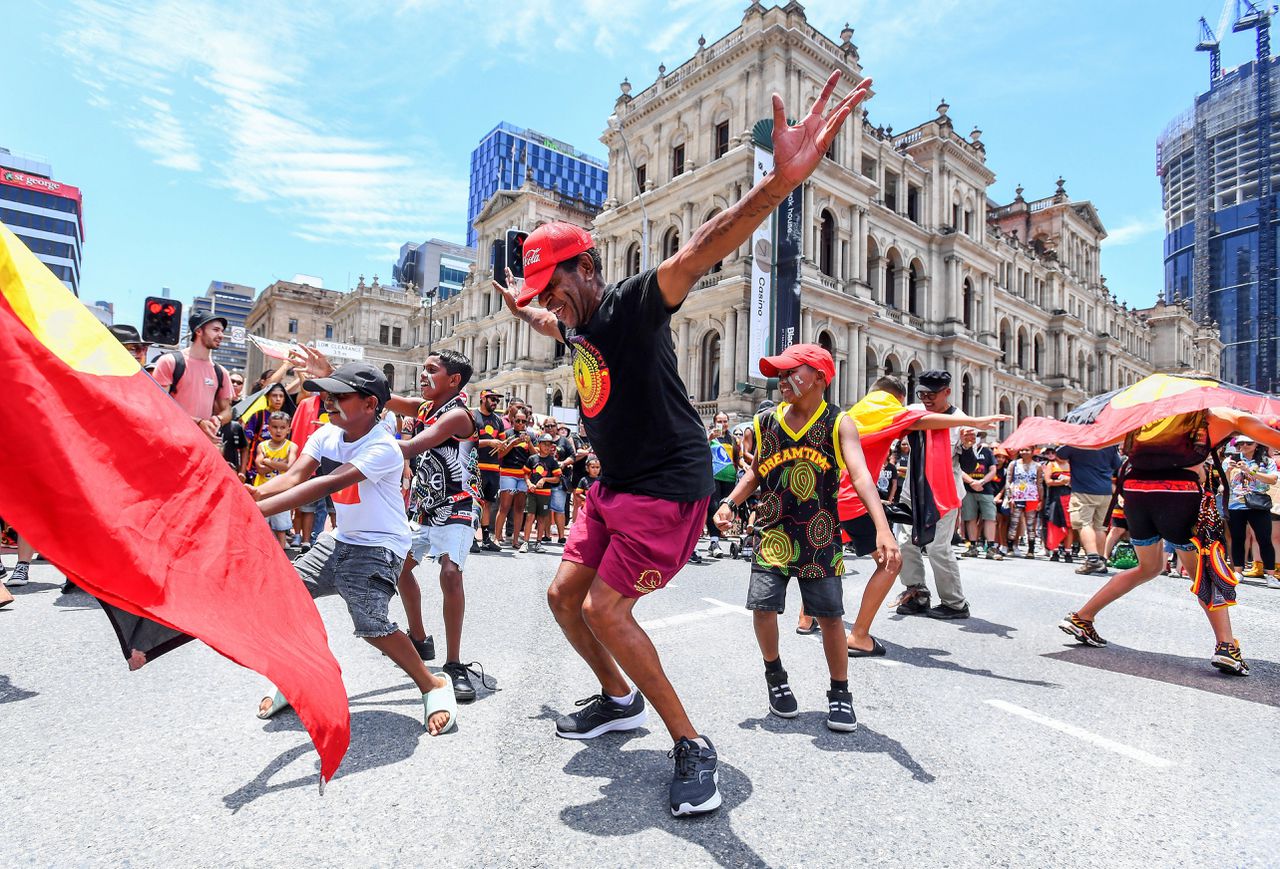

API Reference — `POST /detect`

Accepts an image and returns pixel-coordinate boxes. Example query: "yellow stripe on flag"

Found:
[238,393,270,423]
[0,225,136,376]
[849,390,907,435]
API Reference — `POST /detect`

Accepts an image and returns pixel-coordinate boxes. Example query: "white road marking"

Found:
[989,580,1090,598]
[874,660,904,668]
[985,699,1174,769]
[638,597,749,631]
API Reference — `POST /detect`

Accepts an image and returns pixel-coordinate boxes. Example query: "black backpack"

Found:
[164,350,226,397]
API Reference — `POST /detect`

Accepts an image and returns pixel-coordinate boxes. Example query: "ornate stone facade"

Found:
[243,279,343,379]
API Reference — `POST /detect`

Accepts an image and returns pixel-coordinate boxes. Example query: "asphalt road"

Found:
[4,540,1279,868]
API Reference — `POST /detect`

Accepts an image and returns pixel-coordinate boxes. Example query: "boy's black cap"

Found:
[189,311,229,334]
[537,433,556,444]
[109,324,150,346]
[304,362,391,406]
[918,370,951,390]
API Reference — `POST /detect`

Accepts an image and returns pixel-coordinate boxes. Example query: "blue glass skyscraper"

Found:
[467,122,608,247]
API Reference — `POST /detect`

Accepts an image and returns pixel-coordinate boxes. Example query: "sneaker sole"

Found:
[4,579,29,587]
[555,708,648,740]
[671,771,721,817]
[1211,657,1249,676]
[1058,620,1106,647]
[768,703,799,719]
[826,718,859,732]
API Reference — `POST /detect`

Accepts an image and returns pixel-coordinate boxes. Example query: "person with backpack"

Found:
[150,311,233,443]
[1060,407,1280,677]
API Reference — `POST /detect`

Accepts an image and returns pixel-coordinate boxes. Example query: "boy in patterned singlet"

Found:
[714,344,901,732]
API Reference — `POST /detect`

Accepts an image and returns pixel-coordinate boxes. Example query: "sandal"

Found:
[847,636,887,658]
[795,619,821,635]
[423,679,458,735]
[257,689,291,720]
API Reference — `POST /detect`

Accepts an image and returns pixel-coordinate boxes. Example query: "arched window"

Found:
[700,330,721,401]
[961,373,973,414]
[554,339,566,361]
[1033,334,1044,374]
[885,259,898,308]
[818,330,835,399]
[865,346,878,391]
[382,363,395,391]
[552,389,563,409]
[908,260,923,316]
[998,319,1011,363]
[662,227,680,260]
[1016,328,1028,369]
[866,236,880,298]
[906,361,921,399]
[819,210,836,278]
[626,242,641,277]
[962,278,974,329]
[1016,399,1028,424]
[998,396,1012,439]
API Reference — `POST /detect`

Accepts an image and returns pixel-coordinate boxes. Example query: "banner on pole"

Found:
[748,124,775,371]
[773,183,803,354]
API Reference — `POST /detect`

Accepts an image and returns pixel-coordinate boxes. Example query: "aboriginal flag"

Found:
[0,226,349,782]
[836,390,959,544]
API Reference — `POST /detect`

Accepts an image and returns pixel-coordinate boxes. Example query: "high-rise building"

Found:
[466,122,607,247]
[191,280,255,372]
[1159,46,1280,390]
[0,147,84,296]
[392,238,475,300]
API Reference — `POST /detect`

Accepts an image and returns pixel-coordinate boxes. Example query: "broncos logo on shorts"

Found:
[635,569,664,594]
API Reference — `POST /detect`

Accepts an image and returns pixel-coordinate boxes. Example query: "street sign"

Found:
[229,326,246,345]
[315,340,364,361]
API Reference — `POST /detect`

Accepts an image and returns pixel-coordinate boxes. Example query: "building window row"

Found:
[0,207,77,237]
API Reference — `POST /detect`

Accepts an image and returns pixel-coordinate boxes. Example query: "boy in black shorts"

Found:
[520,434,562,552]
[715,344,900,731]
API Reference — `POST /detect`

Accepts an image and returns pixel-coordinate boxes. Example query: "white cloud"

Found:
[1103,211,1165,247]
[63,0,467,255]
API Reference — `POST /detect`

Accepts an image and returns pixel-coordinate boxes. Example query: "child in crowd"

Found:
[573,456,601,514]
[249,361,456,736]
[715,344,900,732]
[520,434,562,553]
[253,411,297,548]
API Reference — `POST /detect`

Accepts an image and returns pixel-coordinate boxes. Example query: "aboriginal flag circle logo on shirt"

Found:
[570,335,611,417]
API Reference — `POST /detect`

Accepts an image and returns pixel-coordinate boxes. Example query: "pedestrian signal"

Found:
[142,296,182,345]
[506,229,529,279]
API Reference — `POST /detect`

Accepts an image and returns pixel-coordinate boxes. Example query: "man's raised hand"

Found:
[771,70,872,189]
[493,267,524,314]
[288,344,333,380]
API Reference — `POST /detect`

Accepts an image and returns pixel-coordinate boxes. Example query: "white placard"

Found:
[248,334,293,359]
[315,340,365,361]
[747,146,774,370]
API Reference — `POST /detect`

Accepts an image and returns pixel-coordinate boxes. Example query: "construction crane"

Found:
[1198,17,1222,84]
[1233,0,1276,390]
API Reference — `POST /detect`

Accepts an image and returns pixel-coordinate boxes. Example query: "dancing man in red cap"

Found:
[496,70,870,817]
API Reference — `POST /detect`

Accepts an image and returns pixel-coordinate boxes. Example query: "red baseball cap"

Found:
[515,222,595,307]
[759,343,835,382]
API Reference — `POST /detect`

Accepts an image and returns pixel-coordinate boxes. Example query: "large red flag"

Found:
[0,225,349,782]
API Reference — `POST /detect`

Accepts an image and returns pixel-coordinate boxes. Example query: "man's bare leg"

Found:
[546,561,629,696]
[582,580,696,742]
[1076,542,1164,621]
[397,556,429,644]
[364,631,452,734]
[1175,548,1236,644]
[439,555,464,662]
[847,562,901,651]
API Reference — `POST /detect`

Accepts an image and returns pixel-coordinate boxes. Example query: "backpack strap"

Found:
[166,351,186,396]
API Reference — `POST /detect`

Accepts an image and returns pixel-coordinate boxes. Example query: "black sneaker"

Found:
[826,689,858,732]
[0,562,8,581]
[1059,612,1106,647]
[4,561,30,587]
[541,536,552,544]
[765,669,798,718]
[470,540,482,554]
[1063,550,1074,564]
[481,539,502,553]
[555,692,647,739]
[1211,641,1250,676]
[556,537,567,545]
[411,634,435,661]
[1075,558,1107,576]
[669,736,721,817]
[961,545,979,558]
[1049,549,1061,562]
[689,551,703,565]
[60,579,80,595]
[441,661,478,702]
[925,602,971,620]
[985,546,1003,561]
[893,586,931,615]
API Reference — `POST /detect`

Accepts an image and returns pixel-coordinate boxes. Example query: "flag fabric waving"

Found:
[0,225,350,782]
[1002,373,1280,451]
[835,391,959,545]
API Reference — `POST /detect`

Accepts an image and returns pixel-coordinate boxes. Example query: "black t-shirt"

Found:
[219,420,248,471]
[473,409,503,472]
[525,454,561,495]
[958,446,998,495]
[558,269,713,502]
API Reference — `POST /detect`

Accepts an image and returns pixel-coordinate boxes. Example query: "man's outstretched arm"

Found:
[657,70,871,308]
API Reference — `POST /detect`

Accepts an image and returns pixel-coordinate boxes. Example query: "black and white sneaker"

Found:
[708,540,724,559]
[411,634,435,661]
[766,669,799,718]
[442,661,478,702]
[688,550,704,565]
[669,736,721,817]
[826,689,858,732]
[470,540,481,554]
[555,692,647,739]
[0,562,7,581]
[4,561,30,587]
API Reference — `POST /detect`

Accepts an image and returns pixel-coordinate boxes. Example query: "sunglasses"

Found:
[916,390,939,400]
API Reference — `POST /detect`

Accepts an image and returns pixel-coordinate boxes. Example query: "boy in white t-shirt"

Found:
[248,362,457,735]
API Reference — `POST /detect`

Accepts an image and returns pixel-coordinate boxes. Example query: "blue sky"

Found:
[0,0,1245,323]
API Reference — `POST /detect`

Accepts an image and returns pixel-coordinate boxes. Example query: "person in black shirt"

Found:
[472,389,504,551]
[493,412,533,547]
[957,428,1001,560]
[495,69,871,818]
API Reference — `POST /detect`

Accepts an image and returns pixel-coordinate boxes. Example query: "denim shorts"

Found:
[549,487,567,514]
[499,475,528,493]
[267,510,292,532]
[409,521,472,570]
[291,532,402,637]
[746,569,844,617]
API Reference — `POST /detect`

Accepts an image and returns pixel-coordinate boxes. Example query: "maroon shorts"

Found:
[563,483,710,598]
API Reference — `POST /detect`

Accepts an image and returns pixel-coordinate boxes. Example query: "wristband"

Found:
[719,497,736,509]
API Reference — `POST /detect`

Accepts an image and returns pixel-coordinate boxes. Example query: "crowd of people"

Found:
[3,69,1276,818]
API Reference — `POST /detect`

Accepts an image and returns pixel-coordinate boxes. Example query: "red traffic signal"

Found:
[142,296,183,345]
[506,229,529,280]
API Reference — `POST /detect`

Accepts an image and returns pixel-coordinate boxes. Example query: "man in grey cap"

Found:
[151,311,233,443]
[893,370,972,619]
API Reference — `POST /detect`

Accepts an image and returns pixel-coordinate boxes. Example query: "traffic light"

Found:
[142,296,182,345]
[506,229,529,280]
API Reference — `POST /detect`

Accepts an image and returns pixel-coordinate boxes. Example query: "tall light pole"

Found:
[607,113,650,271]
[545,384,554,417]
[424,286,438,353]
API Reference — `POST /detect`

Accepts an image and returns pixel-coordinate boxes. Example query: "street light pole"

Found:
[607,113,650,271]
[424,286,438,354]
